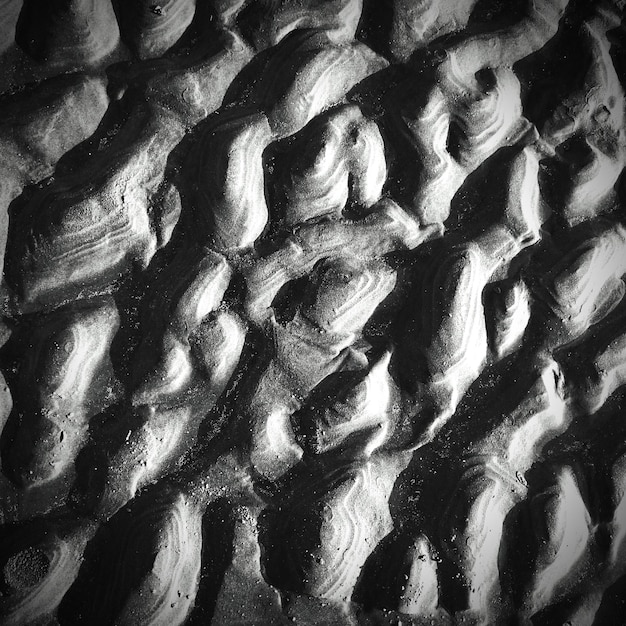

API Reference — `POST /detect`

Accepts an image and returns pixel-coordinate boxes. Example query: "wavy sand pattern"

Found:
[0,0,625,624]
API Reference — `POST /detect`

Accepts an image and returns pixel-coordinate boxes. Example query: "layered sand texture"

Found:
[0,0,625,624]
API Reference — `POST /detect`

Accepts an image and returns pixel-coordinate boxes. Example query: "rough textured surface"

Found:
[1,0,626,624]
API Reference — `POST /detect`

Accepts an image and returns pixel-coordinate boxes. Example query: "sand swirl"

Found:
[5,107,183,313]
[249,258,396,479]
[302,257,397,334]
[244,198,440,323]
[0,516,97,626]
[443,361,567,613]
[405,147,542,442]
[133,249,232,406]
[541,5,625,225]
[70,487,202,625]
[276,103,386,226]
[191,111,273,251]
[117,0,197,60]
[16,0,120,71]
[0,73,109,186]
[79,309,245,518]
[400,68,533,224]
[268,457,400,602]
[143,30,253,126]
[295,351,397,458]
[521,466,593,617]
[239,0,363,49]
[4,300,119,488]
[242,30,387,139]
[486,278,531,359]
[0,74,109,275]
[539,222,626,340]
[437,0,570,95]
